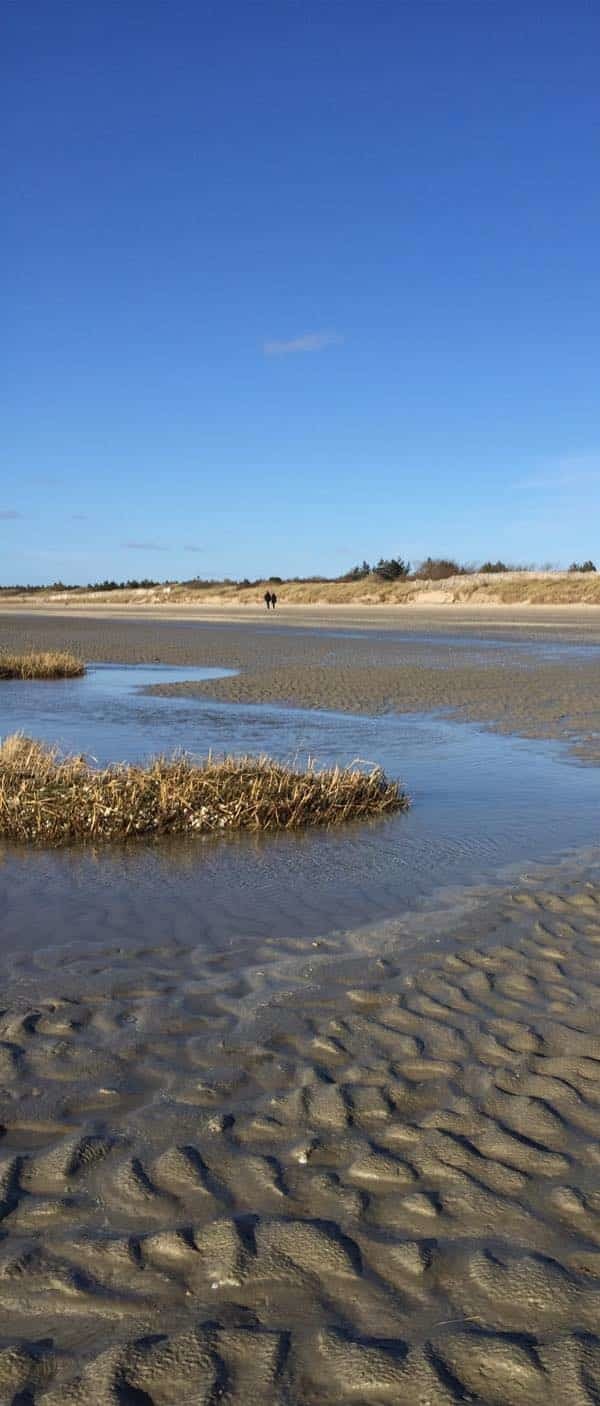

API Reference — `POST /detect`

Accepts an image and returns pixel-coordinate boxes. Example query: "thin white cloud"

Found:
[522,452,600,491]
[123,541,167,551]
[263,330,343,357]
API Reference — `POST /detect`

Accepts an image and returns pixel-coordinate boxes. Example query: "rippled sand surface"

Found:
[2,877,600,1403]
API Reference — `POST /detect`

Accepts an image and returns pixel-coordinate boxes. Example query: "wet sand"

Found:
[1,606,600,759]
[1,608,600,1401]
[1,873,600,1402]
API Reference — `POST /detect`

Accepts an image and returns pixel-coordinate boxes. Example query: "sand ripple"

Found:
[1,882,600,1401]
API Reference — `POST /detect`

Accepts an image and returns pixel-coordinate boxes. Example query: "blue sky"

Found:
[2,1,599,584]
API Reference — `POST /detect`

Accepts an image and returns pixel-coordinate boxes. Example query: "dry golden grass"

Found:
[4,572,600,608]
[0,651,85,679]
[0,734,407,845]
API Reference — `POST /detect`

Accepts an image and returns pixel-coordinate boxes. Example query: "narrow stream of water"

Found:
[0,662,598,970]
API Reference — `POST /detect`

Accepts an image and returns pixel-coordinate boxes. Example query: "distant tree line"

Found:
[0,559,596,593]
[343,557,410,581]
[0,578,164,594]
[342,557,597,581]
[342,557,465,581]
[86,578,163,590]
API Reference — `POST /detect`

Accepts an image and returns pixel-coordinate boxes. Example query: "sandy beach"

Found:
[1,607,599,1403]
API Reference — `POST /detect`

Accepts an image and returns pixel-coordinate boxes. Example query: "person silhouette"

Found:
[264,590,272,610]
[271,591,277,610]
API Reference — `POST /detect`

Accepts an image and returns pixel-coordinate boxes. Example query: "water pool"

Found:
[0,662,598,967]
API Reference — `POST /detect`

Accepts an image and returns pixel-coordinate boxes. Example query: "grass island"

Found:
[0,734,407,844]
[0,650,85,679]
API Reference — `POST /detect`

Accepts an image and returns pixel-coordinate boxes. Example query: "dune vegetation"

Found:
[0,734,407,844]
[2,569,600,609]
[0,650,85,679]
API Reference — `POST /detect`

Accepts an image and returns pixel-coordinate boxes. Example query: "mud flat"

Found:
[1,607,600,759]
[0,872,600,1402]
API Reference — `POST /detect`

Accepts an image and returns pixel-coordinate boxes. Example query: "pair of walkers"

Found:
[264,590,278,610]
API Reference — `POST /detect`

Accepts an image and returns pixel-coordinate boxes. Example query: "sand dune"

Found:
[2,877,600,1402]
[3,569,600,610]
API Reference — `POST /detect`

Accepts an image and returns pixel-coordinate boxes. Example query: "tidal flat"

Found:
[1,603,600,757]
[0,608,599,1404]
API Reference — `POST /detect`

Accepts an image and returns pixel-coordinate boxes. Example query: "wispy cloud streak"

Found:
[521,452,600,491]
[123,541,167,551]
[263,330,343,357]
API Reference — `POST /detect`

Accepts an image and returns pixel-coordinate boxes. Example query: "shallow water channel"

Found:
[0,662,598,971]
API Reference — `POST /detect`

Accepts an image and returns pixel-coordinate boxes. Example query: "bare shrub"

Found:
[413,558,465,580]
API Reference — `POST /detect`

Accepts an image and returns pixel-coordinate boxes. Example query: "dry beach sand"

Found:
[1,607,600,1403]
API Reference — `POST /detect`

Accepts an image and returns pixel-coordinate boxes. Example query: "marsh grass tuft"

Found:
[0,651,85,680]
[0,734,408,845]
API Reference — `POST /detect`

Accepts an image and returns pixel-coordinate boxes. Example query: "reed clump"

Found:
[0,734,408,845]
[0,651,85,680]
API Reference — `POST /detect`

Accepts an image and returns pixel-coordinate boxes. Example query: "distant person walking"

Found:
[271,591,277,610]
[264,590,272,610]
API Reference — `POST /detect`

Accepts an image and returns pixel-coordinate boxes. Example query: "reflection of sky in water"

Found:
[260,627,600,659]
[0,664,236,761]
[0,663,598,964]
[162,618,600,658]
